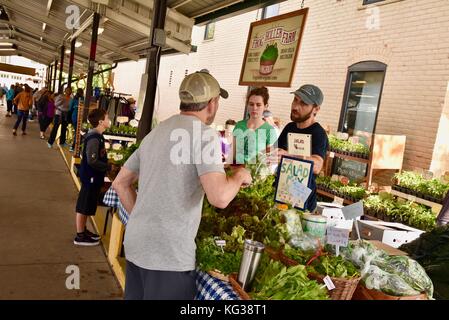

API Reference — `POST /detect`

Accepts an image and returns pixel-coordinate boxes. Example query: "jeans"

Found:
[13,110,29,132]
[6,100,12,113]
[48,113,68,145]
[39,114,53,133]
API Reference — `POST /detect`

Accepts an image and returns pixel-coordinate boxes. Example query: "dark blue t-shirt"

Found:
[276,122,329,212]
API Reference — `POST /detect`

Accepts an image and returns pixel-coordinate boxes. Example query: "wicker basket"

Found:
[229,273,251,300]
[207,269,229,282]
[279,252,360,300]
[308,273,361,300]
[352,284,428,300]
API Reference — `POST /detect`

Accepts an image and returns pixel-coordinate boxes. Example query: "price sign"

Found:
[326,227,350,247]
[323,275,336,290]
[333,196,345,206]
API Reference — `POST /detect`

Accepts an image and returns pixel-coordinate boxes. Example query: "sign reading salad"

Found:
[274,156,314,210]
[239,8,308,87]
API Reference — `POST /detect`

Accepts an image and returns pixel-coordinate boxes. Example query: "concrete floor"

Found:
[0,106,123,300]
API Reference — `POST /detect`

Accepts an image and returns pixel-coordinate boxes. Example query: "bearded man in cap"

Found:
[273,84,329,212]
[113,70,252,300]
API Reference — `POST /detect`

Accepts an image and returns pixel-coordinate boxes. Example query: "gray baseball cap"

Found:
[291,84,324,106]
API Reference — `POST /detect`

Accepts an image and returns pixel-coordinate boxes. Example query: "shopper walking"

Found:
[69,88,84,152]
[47,87,72,148]
[74,108,111,246]
[0,84,5,106]
[5,84,14,117]
[12,85,33,136]
[233,87,277,164]
[37,91,55,139]
[12,83,23,115]
[113,70,252,300]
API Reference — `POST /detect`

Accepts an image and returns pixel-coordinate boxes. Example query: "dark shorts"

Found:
[124,260,197,300]
[76,183,102,216]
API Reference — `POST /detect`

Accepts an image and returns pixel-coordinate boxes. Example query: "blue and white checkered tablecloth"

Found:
[103,186,130,225]
[102,186,241,300]
[195,270,240,300]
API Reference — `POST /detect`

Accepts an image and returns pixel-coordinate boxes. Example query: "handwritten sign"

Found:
[239,8,308,87]
[275,156,314,210]
[326,227,350,247]
[289,180,312,205]
[333,196,345,206]
[288,133,311,157]
[341,201,364,220]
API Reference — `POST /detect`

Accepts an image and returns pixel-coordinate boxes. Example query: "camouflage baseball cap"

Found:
[179,71,228,104]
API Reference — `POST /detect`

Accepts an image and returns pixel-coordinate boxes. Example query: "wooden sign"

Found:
[287,133,311,157]
[239,8,308,87]
[274,156,314,210]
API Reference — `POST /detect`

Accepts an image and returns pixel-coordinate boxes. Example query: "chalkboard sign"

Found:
[332,158,367,183]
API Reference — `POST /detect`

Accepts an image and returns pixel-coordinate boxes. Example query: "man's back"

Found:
[123,114,224,272]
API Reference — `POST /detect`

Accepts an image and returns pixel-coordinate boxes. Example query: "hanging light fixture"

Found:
[75,41,82,48]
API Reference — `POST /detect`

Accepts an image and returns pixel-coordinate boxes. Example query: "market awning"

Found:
[0,0,285,75]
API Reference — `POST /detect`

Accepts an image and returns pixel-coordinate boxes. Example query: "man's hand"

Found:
[233,167,252,187]
[267,148,288,164]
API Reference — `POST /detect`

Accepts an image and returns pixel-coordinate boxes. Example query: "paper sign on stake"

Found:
[326,227,350,247]
[323,276,336,290]
[341,201,364,220]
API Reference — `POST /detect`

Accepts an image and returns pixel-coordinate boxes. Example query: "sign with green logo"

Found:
[239,8,308,87]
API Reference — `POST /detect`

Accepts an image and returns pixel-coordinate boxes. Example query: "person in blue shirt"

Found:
[272,84,328,213]
[5,84,15,117]
[69,88,84,152]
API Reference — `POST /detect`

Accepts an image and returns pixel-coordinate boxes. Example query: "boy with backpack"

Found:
[74,108,111,246]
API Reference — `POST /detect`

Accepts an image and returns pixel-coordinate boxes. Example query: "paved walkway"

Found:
[0,106,122,299]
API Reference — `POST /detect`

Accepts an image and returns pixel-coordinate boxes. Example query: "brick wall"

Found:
[151,0,449,171]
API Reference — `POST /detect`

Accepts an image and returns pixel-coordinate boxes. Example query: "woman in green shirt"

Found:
[233,87,277,164]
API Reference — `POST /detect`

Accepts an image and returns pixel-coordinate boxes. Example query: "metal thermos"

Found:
[238,240,265,291]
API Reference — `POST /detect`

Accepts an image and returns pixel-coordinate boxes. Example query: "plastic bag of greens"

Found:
[374,255,433,298]
[290,233,321,252]
[283,209,304,239]
[363,265,421,296]
[340,240,388,270]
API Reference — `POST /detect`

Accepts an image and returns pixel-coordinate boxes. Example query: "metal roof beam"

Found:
[0,0,139,61]
[132,0,194,27]
[190,0,244,18]
[170,0,193,9]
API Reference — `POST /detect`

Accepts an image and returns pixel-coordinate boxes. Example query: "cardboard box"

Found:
[317,202,354,230]
[354,220,424,248]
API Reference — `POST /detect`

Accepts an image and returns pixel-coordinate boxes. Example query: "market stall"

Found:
[102,152,442,300]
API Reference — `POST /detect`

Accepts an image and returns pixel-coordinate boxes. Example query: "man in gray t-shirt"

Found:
[113,71,252,300]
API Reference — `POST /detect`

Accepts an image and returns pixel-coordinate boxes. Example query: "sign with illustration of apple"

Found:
[239,8,308,87]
